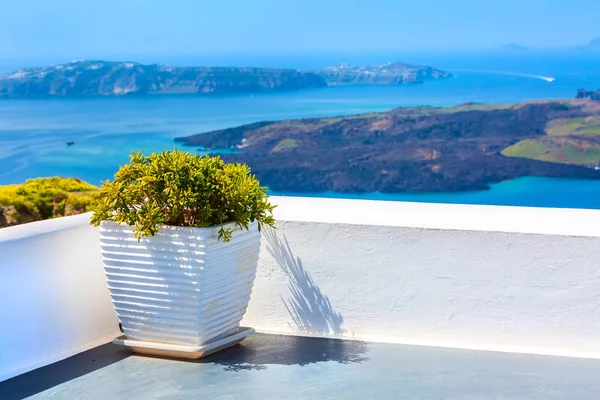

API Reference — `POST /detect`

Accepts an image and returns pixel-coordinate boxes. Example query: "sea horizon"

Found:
[1,48,598,69]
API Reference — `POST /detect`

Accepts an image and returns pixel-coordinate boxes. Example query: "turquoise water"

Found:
[2,53,600,209]
[271,176,600,209]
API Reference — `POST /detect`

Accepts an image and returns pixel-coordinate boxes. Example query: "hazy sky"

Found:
[1,0,599,61]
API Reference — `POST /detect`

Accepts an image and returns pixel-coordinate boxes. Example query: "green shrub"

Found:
[90,150,275,241]
[0,177,99,227]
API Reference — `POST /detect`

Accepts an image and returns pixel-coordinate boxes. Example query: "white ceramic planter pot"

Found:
[99,220,260,346]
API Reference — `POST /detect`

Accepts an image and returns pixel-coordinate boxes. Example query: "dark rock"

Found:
[576,89,600,101]
[177,99,600,193]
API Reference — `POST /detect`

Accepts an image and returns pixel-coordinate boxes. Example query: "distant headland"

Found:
[576,89,600,101]
[0,60,451,98]
[176,92,600,193]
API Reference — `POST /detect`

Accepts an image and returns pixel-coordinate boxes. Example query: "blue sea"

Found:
[2,52,600,209]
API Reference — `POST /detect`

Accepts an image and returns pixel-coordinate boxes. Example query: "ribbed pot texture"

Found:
[99,221,261,346]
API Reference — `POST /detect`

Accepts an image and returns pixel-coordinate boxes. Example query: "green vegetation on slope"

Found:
[502,138,600,166]
[563,142,600,164]
[502,140,551,160]
[0,177,99,228]
[546,117,600,136]
[272,138,299,152]
[502,113,600,166]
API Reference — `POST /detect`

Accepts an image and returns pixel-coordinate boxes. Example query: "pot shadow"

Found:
[200,333,368,372]
[0,343,131,400]
[263,227,344,336]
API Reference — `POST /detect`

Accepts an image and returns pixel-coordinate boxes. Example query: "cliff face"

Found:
[315,62,451,85]
[0,61,328,97]
[176,99,600,193]
[0,60,451,98]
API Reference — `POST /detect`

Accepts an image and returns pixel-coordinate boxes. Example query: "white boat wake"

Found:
[453,69,555,82]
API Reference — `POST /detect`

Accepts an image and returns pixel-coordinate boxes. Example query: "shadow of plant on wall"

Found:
[197,228,368,372]
[263,227,344,336]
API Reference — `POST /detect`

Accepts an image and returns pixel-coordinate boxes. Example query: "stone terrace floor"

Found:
[2,333,600,399]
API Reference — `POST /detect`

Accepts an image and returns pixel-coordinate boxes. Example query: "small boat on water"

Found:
[66,141,75,147]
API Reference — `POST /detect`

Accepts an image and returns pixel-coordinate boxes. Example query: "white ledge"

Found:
[271,196,600,237]
[2,198,600,242]
[0,212,92,242]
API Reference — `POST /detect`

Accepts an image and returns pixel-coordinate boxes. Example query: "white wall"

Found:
[2,197,600,381]
[0,215,119,382]
[243,197,600,359]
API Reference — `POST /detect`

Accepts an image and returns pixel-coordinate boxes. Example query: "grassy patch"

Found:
[501,140,551,159]
[272,138,299,152]
[546,117,600,136]
[0,177,99,228]
[502,138,600,166]
[563,143,600,164]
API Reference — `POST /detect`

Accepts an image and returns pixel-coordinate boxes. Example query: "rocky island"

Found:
[316,62,451,86]
[0,60,450,98]
[176,94,600,193]
[576,89,600,101]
